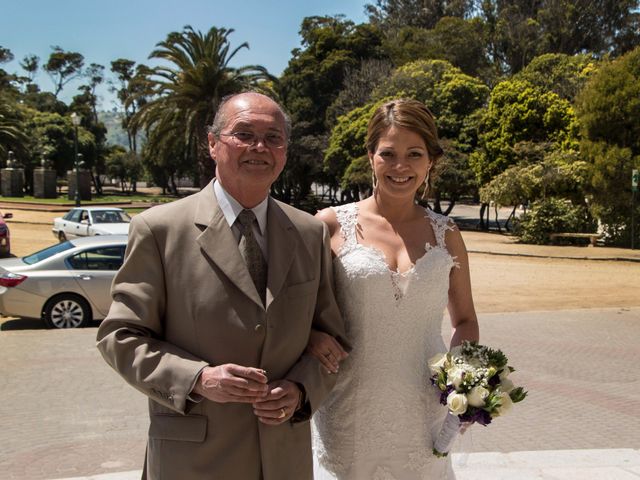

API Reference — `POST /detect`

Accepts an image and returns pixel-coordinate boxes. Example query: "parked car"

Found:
[52,207,131,242]
[0,210,13,257]
[0,235,127,328]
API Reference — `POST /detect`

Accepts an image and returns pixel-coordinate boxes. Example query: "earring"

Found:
[421,170,431,200]
[371,171,378,191]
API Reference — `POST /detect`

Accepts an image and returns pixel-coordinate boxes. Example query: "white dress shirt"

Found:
[213,179,268,258]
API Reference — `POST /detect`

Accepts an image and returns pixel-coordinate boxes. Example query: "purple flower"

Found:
[460,408,493,426]
[439,385,456,406]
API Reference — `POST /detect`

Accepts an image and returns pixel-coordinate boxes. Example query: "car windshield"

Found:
[91,210,131,224]
[23,241,75,265]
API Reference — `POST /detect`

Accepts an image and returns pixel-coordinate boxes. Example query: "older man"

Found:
[97,92,347,479]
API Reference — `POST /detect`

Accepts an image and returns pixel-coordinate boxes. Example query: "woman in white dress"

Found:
[308,99,480,479]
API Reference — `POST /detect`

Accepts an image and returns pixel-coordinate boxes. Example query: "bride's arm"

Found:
[306,208,350,373]
[444,224,480,348]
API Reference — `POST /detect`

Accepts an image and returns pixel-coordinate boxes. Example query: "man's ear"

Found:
[208,132,217,160]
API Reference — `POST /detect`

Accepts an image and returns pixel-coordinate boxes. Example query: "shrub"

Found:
[513,198,596,245]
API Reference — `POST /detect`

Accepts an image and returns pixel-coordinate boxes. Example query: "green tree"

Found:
[0,46,19,92]
[0,92,28,159]
[470,79,578,185]
[326,58,394,127]
[432,140,477,214]
[373,59,489,147]
[110,59,148,153]
[70,88,108,194]
[44,46,85,98]
[515,53,597,101]
[382,18,492,79]
[105,145,143,193]
[279,16,385,204]
[131,25,274,187]
[576,46,640,245]
[480,0,639,74]
[324,100,383,200]
[20,54,39,84]
[480,146,590,231]
[20,106,95,177]
[366,0,474,30]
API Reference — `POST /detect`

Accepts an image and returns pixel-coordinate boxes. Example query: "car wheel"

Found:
[43,294,92,329]
[58,231,67,242]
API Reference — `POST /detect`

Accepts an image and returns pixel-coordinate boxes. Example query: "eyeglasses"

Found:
[219,131,286,149]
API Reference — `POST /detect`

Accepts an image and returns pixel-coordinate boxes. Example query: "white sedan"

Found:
[52,207,131,242]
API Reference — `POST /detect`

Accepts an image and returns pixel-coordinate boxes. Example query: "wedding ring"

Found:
[278,408,286,419]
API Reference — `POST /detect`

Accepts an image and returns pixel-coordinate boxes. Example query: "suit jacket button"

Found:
[255,324,264,333]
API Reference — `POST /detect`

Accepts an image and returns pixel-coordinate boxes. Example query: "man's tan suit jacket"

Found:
[96,181,346,479]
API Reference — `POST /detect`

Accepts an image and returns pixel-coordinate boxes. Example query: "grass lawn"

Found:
[0,194,176,205]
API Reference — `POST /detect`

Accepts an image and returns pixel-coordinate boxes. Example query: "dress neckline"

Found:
[336,203,448,276]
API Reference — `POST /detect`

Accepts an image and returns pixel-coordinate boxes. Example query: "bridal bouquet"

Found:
[429,341,527,457]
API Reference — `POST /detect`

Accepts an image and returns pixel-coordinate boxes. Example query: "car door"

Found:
[77,210,91,237]
[66,245,125,317]
[60,209,82,238]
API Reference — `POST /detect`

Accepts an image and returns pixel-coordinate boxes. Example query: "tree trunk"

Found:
[433,191,443,214]
[442,196,457,216]
[504,205,517,231]
[197,126,215,188]
[170,174,178,196]
[479,203,489,230]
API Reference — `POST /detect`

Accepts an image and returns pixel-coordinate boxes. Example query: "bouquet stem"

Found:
[433,412,461,457]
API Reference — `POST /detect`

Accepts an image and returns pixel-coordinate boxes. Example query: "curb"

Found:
[467,249,640,263]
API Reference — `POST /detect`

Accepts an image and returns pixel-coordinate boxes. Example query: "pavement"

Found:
[2,307,638,480]
[1,201,639,479]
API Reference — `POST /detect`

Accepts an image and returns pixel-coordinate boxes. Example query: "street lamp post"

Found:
[71,112,81,206]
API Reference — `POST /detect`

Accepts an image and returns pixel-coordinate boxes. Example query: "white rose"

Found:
[446,392,468,415]
[496,392,513,416]
[446,366,465,389]
[428,353,447,375]
[467,386,489,407]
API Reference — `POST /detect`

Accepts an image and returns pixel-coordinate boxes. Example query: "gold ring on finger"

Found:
[278,408,286,419]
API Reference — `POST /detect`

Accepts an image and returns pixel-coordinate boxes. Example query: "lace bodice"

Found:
[313,203,458,480]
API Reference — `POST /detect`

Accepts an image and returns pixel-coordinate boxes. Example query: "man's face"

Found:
[209,94,287,201]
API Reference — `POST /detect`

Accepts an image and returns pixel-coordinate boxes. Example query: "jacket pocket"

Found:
[149,414,207,442]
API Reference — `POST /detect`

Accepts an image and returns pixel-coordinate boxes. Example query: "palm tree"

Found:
[0,95,28,159]
[131,25,276,187]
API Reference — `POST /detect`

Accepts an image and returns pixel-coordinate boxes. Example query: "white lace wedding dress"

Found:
[313,203,459,480]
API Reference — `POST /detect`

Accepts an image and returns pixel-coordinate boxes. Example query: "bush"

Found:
[513,198,596,245]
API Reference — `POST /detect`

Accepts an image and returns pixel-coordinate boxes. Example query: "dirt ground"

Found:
[3,208,640,315]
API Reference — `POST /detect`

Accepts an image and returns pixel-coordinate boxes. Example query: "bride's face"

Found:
[369,126,432,200]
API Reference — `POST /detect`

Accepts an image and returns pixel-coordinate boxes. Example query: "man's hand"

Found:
[193,364,269,404]
[252,380,302,425]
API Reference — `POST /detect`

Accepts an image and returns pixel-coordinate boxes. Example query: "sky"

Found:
[1,0,369,111]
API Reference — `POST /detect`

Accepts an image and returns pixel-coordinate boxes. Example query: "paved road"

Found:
[1,307,639,479]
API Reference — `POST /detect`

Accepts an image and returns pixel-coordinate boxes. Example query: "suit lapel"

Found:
[265,198,297,309]
[194,182,264,308]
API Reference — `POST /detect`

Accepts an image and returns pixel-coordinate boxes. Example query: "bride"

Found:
[308,99,480,479]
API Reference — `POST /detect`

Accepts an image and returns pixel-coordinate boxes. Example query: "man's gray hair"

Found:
[208,92,292,140]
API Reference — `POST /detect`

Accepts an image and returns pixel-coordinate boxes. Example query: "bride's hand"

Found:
[306,329,348,374]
